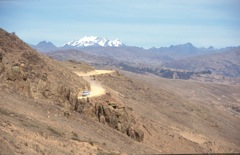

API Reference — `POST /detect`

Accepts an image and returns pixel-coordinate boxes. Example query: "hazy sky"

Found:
[0,0,239,48]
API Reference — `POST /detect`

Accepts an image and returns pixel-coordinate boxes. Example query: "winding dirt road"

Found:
[75,70,115,99]
[76,70,115,77]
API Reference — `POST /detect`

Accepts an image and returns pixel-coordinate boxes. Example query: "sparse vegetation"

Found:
[0,108,10,115]
[21,122,39,128]
[47,126,63,137]
[71,131,82,142]
[89,141,94,146]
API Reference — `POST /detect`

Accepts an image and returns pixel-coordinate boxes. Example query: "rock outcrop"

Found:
[0,28,89,107]
[0,53,4,75]
[95,102,144,142]
[75,95,144,142]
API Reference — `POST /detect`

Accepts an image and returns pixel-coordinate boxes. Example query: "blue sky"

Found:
[0,0,239,48]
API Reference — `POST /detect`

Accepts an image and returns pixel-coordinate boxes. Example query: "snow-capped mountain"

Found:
[64,36,125,47]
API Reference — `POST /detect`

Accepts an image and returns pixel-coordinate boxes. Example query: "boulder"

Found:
[75,98,87,113]
[127,126,144,142]
[0,28,88,119]
[94,101,144,142]
[6,66,22,81]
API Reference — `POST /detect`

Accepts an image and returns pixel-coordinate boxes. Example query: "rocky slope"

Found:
[0,28,151,154]
[0,89,155,154]
[1,28,240,154]
[96,70,240,153]
[0,28,89,105]
[76,94,144,142]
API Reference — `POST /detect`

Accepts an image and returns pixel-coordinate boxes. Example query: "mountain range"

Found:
[30,38,240,79]
[30,39,219,62]
[31,38,216,54]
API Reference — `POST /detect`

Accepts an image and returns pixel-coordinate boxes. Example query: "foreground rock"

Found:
[0,28,89,108]
[75,95,144,142]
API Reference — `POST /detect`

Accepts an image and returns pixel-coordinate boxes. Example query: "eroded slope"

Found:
[95,70,240,153]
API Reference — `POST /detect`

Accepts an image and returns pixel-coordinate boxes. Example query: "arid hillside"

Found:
[0,28,240,154]
[0,29,158,154]
[95,70,240,153]
[0,29,90,104]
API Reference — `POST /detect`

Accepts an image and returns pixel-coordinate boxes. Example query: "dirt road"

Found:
[75,70,115,99]
[76,70,115,77]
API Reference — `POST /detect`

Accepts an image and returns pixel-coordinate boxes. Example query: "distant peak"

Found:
[185,42,193,46]
[39,40,47,43]
[37,40,47,44]
[168,43,196,49]
[208,46,214,49]
[34,41,57,52]
[37,41,55,45]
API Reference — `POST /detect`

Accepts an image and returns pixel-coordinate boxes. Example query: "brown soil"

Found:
[0,28,157,154]
[1,28,240,154]
[95,70,240,153]
[0,90,156,154]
